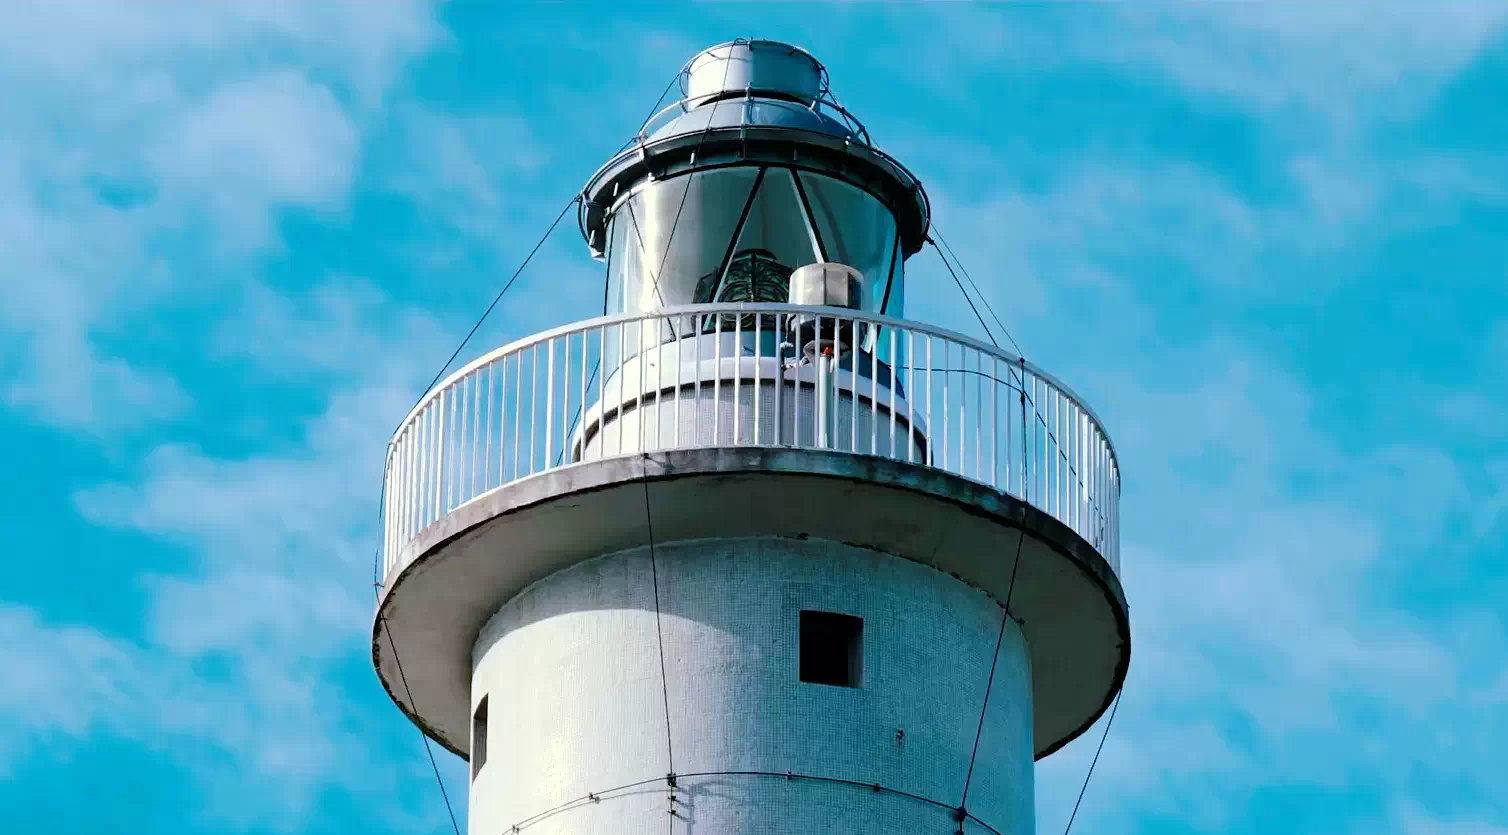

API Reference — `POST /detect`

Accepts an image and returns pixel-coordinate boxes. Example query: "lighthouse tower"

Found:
[374,40,1127,835]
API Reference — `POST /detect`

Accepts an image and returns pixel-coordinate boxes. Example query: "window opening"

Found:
[472,696,489,778]
[799,610,863,688]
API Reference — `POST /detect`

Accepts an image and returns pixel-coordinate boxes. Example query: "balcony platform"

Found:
[373,445,1129,762]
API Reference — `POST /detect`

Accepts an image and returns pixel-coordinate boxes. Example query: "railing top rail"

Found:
[393,303,1119,473]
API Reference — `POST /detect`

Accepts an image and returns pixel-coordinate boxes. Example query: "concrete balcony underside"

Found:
[374,446,1129,762]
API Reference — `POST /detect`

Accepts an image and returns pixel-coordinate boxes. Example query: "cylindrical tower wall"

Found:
[578,329,927,461]
[468,537,1033,835]
[583,377,925,459]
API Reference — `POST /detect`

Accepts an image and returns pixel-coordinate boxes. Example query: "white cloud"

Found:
[56,278,464,828]
[1099,5,1504,123]
[0,606,141,771]
[909,5,1506,126]
[152,71,360,250]
[0,1,439,433]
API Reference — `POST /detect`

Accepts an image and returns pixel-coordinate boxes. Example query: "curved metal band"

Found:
[581,123,931,259]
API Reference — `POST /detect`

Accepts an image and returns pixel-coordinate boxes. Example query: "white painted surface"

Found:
[469,536,1033,835]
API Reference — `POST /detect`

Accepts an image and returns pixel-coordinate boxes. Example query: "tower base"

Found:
[469,536,1033,835]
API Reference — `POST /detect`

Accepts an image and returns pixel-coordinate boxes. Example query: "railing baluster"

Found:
[829,317,836,447]
[880,325,892,458]
[597,325,607,460]
[714,314,724,445]
[512,352,522,482]
[870,324,879,456]
[437,388,449,515]
[907,330,915,464]
[637,322,647,453]
[614,323,625,456]
[1078,404,1087,536]
[412,414,422,537]
[692,318,703,447]
[1003,362,1012,496]
[1049,388,1058,521]
[416,412,426,534]
[389,433,400,569]
[460,382,469,506]
[1071,404,1080,535]
[399,427,409,555]
[383,450,394,572]
[959,343,967,478]
[1063,392,1071,526]
[1097,434,1109,551]
[464,374,473,499]
[454,383,463,509]
[1020,366,1028,503]
[812,316,823,449]
[577,331,587,462]
[1069,395,1076,529]
[484,362,493,491]
[961,344,969,478]
[753,313,763,445]
[733,313,742,445]
[408,421,417,543]
[990,354,999,491]
[849,316,858,454]
[845,316,855,453]
[1038,378,1046,506]
[971,348,979,482]
[832,316,842,451]
[497,354,508,482]
[774,313,786,446]
[451,384,462,511]
[1046,388,1054,521]
[443,387,453,514]
[562,334,570,463]
[542,341,552,473]
[916,333,928,464]
[419,400,431,524]
[429,401,438,526]
[471,372,481,497]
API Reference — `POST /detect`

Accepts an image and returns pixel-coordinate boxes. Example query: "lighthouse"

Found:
[373,39,1127,835]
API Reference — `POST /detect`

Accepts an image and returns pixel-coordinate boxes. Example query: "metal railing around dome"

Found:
[380,303,1120,582]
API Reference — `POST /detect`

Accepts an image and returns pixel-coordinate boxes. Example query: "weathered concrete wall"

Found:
[468,536,1032,835]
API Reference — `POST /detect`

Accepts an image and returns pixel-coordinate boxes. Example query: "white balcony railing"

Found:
[380,303,1120,582]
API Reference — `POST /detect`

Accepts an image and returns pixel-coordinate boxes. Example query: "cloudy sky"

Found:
[2,3,1505,834]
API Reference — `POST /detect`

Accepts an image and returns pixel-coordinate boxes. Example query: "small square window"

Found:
[472,696,488,778]
[799,610,863,688]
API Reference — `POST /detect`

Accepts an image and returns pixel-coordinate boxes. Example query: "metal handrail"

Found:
[380,303,1121,583]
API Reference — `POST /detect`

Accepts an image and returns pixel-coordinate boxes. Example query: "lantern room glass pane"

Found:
[714,168,816,304]
[605,168,760,314]
[798,171,899,316]
[603,166,902,318]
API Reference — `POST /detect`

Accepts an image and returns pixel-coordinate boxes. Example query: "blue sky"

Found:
[2,3,1505,834]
